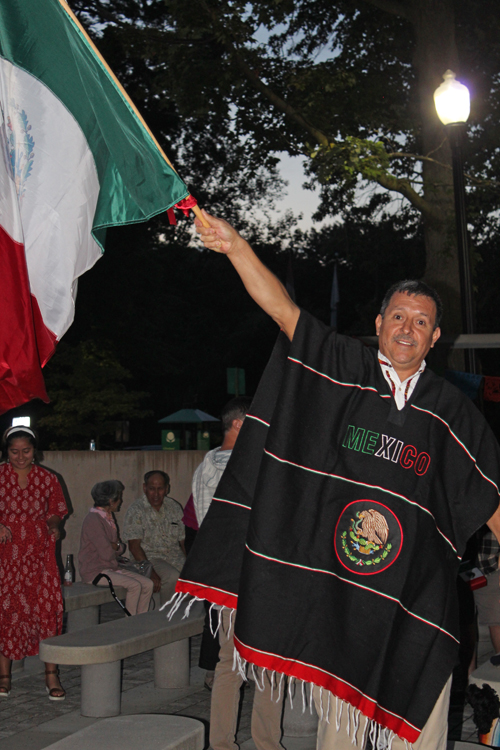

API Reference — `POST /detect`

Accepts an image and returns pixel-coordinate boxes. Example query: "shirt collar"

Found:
[141,494,166,514]
[90,506,116,528]
[377,351,426,410]
[377,351,426,387]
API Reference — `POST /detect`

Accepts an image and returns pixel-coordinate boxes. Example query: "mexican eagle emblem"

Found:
[334,500,403,575]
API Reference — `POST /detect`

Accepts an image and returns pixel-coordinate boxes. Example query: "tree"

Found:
[38,341,151,449]
[72,0,500,335]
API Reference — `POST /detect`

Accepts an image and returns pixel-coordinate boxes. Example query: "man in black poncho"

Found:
[180,210,500,750]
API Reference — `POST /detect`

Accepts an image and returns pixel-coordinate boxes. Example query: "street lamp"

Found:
[434,70,476,373]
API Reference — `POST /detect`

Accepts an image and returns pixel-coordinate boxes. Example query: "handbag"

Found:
[117,555,153,578]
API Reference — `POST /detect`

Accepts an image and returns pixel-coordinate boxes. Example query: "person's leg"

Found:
[0,653,11,697]
[251,668,284,750]
[490,625,500,653]
[121,570,154,613]
[313,676,452,750]
[474,569,500,654]
[44,661,65,700]
[210,608,243,750]
[313,687,356,750]
[200,602,220,689]
[149,558,180,605]
[400,676,452,750]
[97,569,148,615]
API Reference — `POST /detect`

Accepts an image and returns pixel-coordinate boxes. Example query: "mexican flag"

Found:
[0,0,190,413]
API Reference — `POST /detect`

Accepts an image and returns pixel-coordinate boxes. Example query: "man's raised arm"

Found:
[195,210,300,341]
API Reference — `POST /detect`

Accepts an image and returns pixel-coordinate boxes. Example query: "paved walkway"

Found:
[0,603,281,750]
[0,603,492,749]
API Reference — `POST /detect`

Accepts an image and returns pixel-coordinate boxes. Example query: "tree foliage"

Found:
[72,0,500,332]
[8,1,500,447]
[38,340,151,448]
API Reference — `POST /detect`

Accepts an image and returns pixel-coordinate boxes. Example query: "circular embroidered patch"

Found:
[334,500,403,575]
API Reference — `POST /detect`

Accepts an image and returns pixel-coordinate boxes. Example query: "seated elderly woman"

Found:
[78,480,153,615]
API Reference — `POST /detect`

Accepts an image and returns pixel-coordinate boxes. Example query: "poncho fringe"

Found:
[166,594,404,749]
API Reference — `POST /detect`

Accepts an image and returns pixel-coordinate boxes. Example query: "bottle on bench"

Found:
[64,554,74,587]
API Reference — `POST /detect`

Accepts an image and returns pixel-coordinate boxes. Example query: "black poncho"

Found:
[176,311,500,745]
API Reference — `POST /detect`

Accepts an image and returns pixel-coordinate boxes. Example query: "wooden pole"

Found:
[191,204,211,228]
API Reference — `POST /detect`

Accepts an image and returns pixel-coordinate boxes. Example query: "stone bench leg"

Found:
[81,661,121,717]
[67,606,99,633]
[154,639,190,689]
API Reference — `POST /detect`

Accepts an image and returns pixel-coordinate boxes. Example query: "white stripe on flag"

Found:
[0,58,101,339]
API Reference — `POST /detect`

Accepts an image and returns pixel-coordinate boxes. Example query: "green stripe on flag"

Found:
[0,0,189,247]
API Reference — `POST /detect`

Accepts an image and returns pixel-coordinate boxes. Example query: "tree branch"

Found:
[375,173,442,227]
[388,151,449,169]
[387,152,500,188]
[230,51,449,221]
[199,0,329,148]
[230,49,330,148]
[356,0,411,21]
[198,1,444,224]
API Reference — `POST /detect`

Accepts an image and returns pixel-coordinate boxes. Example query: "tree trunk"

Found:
[412,0,463,338]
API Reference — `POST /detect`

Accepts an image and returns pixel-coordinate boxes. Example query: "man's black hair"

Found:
[221,397,251,433]
[379,280,443,329]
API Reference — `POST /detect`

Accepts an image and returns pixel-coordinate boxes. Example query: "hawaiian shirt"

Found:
[122,494,186,571]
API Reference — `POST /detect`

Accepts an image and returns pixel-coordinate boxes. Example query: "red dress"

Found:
[0,462,68,660]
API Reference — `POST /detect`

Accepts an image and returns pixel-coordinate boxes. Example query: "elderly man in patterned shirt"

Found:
[122,470,186,604]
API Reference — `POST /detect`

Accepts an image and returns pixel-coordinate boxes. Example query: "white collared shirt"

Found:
[378,352,426,410]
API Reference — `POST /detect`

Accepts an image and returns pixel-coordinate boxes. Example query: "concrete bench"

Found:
[39,602,205,718]
[63,582,128,632]
[43,714,204,750]
[12,581,128,675]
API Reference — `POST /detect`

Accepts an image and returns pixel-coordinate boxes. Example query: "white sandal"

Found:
[45,669,66,701]
[0,674,11,698]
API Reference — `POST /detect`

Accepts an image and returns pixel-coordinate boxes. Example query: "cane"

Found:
[92,573,132,616]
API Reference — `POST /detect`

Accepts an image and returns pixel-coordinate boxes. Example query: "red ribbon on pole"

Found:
[167,195,199,225]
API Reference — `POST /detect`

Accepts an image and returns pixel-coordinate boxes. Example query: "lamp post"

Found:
[434,70,476,373]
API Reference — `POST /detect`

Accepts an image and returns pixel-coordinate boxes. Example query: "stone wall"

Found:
[41,450,206,580]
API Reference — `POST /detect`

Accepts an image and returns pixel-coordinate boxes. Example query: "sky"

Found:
[271,154,324,231]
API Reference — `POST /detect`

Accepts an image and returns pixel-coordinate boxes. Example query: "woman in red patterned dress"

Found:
[0,427,68,700]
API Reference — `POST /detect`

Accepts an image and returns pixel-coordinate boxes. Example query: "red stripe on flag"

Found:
[0,224,56,412]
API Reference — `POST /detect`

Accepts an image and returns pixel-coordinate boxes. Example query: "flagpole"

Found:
[190,204,211,226]
[57,0,210,228]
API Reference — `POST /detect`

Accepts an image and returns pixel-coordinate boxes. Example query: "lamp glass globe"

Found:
[434,70,470,125]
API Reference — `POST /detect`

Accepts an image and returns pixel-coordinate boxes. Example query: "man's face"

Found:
[144,474,169,510]
[375,292,441,379]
